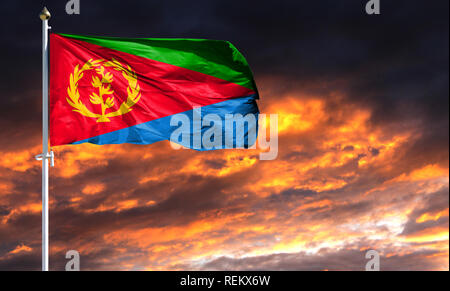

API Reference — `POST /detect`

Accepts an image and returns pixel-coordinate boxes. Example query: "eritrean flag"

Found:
[50,34,259,149]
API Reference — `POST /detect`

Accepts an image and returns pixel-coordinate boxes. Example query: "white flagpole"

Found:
[37,7,53,272]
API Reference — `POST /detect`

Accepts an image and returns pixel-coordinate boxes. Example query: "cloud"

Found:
[190,246,448,271]
[0,0,448,270]
[401,187,449,239]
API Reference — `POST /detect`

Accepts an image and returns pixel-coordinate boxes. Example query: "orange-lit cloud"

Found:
[82,183,105,195]
[0,87,448,271]
[8,245,32,255]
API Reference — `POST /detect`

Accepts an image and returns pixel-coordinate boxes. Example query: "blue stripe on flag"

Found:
[72,95,259,150]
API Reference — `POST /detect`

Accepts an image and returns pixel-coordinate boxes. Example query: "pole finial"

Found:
[39,7,51,21]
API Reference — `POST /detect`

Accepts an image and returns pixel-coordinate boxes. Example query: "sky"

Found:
[0,0,448,270]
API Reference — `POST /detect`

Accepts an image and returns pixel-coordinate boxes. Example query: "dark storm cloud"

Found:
[2,0,448,128]
[0,251,40,271]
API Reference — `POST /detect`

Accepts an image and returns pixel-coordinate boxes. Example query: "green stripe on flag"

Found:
[58,34,257,91]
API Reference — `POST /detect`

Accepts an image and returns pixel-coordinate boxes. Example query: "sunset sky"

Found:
[0,0,448,270]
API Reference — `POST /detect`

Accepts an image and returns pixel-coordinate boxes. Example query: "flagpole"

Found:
[38,7,53,272]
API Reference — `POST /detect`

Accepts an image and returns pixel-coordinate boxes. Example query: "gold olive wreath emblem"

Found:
[67,58,141,122]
